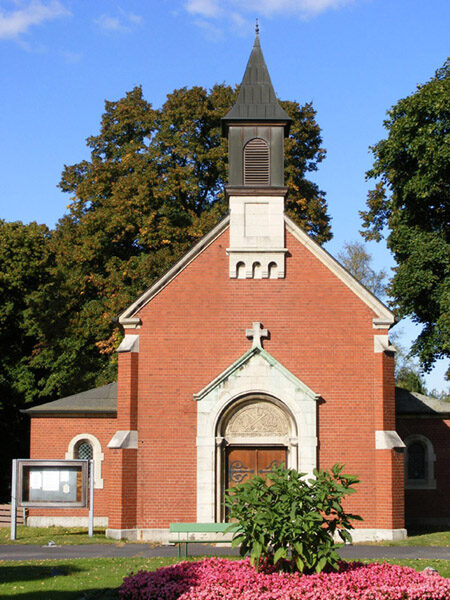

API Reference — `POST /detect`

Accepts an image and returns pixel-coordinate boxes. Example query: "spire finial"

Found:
[255,18,259,36]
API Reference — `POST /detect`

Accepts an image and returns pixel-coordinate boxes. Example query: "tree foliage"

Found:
[389,330,428,394]
[0,84,331,497]
[361,59,450,374]
[27,84,331,400]
[0,220,52,499]
[225,463,361,574]
[337,240,387,298]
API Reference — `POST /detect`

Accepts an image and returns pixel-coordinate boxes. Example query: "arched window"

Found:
[407,442,426,480]
[405,435,436,490]
[244,138,270,186]
[66,434,104,489]
[75,440,93,461]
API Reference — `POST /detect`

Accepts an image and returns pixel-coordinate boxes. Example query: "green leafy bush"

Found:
[225,463,362,574]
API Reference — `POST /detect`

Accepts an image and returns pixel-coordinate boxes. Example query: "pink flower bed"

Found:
[119,557,450,600]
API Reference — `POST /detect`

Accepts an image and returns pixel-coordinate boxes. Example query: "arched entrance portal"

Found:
[216,395,296,521]
[194,345,318,523]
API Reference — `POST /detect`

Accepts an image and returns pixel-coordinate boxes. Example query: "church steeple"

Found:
[224,29,289,280]
[222,28,291,132]
[223,29,291,189]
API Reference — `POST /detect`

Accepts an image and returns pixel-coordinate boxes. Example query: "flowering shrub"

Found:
[225,463,362,572]
[119,557,450,600]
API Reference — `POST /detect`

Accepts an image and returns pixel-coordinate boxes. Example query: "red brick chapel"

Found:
[26,31,450,540]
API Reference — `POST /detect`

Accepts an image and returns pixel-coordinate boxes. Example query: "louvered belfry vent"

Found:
[244,138,270,186]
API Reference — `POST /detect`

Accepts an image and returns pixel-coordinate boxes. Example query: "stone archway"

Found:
[194,345,319,523]
[216,396,294,520]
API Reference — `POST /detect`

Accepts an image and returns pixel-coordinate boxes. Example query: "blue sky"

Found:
[0,0,448,391]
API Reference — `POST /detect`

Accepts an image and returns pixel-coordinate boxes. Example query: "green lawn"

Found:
[2,526,448,546]
[0,526,119,545]
[358,529,450,547]
[0,556,179,599]
[0,556,449,599]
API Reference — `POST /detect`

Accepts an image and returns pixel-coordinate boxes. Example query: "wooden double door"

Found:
[226,446,286,489]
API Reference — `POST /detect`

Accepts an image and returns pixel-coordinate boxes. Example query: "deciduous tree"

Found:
[337,240,387,298]
[0,221,52,499]
[361,60,450,374]
[31,84,331,399]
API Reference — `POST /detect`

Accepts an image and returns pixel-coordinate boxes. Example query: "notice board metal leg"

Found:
[88,459,94,537]
[11,459,17,541]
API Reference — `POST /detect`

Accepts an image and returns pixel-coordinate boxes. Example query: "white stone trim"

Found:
[106,528,171,543]
[117,334,139,353]
[106,528,139,541]
[284,215,395,328]
[348,528,407,542]
[107,430,138,449]
[118,215,395,328]
[118,216,230,327]
[103,527,407,543]
[374,335,396,354]
[28,516,108,527]
[375,430,405,450]
[227,195,286,278]
[404,434,437,490]
[65,433,104,489]
[228,250,287,278]
[195,349,318,523]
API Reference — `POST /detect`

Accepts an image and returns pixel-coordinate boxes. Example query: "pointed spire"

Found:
[222,26,292,134]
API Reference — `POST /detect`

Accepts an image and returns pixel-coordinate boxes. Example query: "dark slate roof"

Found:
[23,382,117,415]
[222,31,292,131]
[23,382,449,417]
[395,387,450,416]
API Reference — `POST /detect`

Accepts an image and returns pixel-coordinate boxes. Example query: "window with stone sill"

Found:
[66,433,104,489]
[404,434,436,490]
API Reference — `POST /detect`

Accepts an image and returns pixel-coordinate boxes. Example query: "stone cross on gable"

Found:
[246,322,269,348]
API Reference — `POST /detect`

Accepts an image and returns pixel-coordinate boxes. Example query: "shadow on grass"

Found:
[1,588,119,600]
[0,563,84,584]
[407,524,450,536]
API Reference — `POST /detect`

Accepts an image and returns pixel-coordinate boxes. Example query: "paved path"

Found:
[0,543,449,562]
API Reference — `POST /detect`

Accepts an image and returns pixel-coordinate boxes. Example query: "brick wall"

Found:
[29,226,402,531]
[118,227,401,530]
[29,415,116,520]
[397,416,450,525]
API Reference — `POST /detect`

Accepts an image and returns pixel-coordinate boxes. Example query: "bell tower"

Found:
[222,26,292,279]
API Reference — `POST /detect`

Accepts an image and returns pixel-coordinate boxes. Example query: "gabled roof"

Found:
[395,387,450,416]
[194,344,319,402]
[222,31,292,134]
[119,215,395,329]
[284,216,395,329]
[22,382,117,415]
[119,216,230,328]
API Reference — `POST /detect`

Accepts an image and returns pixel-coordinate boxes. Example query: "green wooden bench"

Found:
[169,522,241,558]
